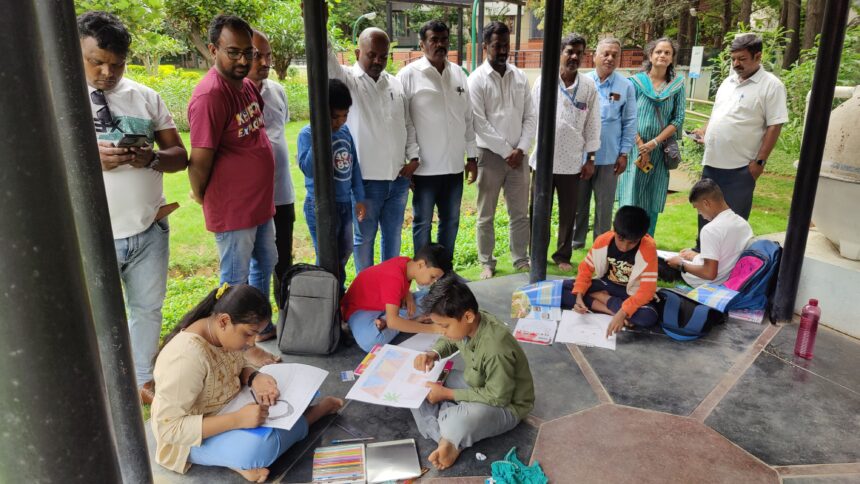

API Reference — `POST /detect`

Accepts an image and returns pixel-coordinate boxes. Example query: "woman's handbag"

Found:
[653,102,682,170]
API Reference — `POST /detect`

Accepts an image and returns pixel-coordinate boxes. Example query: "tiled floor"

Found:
[146,274,860,483]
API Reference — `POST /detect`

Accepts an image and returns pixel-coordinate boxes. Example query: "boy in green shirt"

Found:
[412,276,535,470]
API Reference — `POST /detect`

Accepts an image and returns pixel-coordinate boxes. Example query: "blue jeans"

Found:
[412,173,464,260]
[347,289,428,352]
[305,198,353,287]
[214,219,277,300]
[114,218,170,386]
[353,176,410,273]
[189,417,309,470]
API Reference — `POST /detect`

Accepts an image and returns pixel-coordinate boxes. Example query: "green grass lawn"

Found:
[161,121,796,336]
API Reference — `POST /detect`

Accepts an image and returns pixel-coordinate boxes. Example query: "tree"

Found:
[327,0,387,42]
[257,0,305,79]
[165,0,265,66]
[738,0,753,27]
[801,0,825,51]
[782,0,801,68]
[75,0,185,75]
[528,0,690,48]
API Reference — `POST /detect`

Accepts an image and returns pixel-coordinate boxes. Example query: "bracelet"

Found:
[651,139,659,148]
[247,370,260,387]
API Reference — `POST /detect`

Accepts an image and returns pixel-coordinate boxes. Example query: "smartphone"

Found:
[116,134,149,148]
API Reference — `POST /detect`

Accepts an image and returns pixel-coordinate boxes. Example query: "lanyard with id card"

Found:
[559,82,587,111]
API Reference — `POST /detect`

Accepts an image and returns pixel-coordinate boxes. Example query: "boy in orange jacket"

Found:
[562,205,659,337]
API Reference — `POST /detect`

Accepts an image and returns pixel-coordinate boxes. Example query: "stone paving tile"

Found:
[531,404,779,484]
[468,274,600,420]
[279,400,537,482]
[580,322,766,415]
[706,350,860,466]
[765,323,860,393]
[782,476,860,484]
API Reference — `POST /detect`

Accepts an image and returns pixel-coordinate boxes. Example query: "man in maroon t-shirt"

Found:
[341,243,452,352]
[188,15,278,344]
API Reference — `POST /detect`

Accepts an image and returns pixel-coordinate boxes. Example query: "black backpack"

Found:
[276,264,342,355]
[655,288,727,341]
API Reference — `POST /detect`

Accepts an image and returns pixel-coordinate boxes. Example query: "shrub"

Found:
[126,64,201,131]
[279,71,311,121]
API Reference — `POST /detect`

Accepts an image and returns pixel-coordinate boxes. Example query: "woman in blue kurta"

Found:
[617,37,686,236]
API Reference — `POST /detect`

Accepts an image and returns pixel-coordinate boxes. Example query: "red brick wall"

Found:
[335,47,645,70]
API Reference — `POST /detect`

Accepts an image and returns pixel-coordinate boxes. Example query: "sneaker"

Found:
[480,266,494,280]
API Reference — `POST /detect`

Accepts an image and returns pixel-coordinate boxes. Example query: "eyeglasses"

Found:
[221,48,255,61]
[253,52,273,62]
[90,89,124,133]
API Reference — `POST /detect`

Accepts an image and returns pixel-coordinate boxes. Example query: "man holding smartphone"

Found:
[79,11,188,404]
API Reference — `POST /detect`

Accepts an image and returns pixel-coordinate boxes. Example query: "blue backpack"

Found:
[723,239,783,312]
[657,289,727,341]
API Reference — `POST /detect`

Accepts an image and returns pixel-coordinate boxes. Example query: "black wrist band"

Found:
[247,370,260,387]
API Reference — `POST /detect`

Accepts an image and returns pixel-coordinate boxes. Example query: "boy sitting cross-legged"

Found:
[411,276,535,470]
[341,243,452,352]
[561,205,660,337]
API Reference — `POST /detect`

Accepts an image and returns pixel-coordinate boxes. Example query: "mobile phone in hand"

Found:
[115,134,149,148]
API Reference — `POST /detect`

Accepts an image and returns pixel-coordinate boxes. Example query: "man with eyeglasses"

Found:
[188,15,280,355]
[326,27,414,273]
[78,11,188,404]
[247,29,295,317]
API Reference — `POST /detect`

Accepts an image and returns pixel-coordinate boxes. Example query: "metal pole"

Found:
[515,2,522,52]
[387,1,393,40]
[458,7,464,65]
[33,1,153,481]
[529,0,564,283]
[772,0,850,322]
[477,0,485,64]
[304,0,339,275]
[0,3,122,482]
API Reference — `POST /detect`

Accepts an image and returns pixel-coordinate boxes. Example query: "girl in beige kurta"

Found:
[151,284,342,482]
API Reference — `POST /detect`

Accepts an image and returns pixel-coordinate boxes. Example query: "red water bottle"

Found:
[794,299,821,359]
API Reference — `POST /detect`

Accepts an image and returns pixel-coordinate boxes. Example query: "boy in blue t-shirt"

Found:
[298,79,366,287]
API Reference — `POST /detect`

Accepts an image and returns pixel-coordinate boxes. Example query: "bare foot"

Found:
[557,262,573,272]
[304,396,344,425]
[231,467,269,482]
[428,439,461,470]
[480,266,494,280]
[244,346,282,367]
[256,330,276,342]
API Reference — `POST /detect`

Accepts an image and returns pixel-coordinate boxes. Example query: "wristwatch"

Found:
[679,260,686,273]
[755,159,767,167]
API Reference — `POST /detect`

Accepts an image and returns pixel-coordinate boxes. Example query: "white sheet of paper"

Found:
[556,310,617,350]
[346,344,448,409]
[657,250,679,260]
[398,332,441,352]
[218,363,328,430]
[513,318,558,345]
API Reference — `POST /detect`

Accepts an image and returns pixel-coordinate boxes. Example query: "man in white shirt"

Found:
[398,20,478,260]
[79,12,188,403]
[694,33,788,225]
[328,28,414,272]
[529,33,601,272]
[664,179,753,287]
[469,22,536,279]
[248,30,295,311]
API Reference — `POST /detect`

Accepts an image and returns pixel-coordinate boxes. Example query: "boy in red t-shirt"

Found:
[341,244,452,352]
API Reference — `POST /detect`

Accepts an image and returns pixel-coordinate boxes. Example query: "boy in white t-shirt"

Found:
[663,178,753,287]
[79,12,188,404]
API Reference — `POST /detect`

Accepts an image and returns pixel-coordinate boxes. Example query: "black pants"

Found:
[273,203,295,308]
